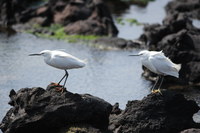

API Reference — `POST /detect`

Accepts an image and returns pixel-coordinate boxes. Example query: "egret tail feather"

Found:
[174,64,181,71]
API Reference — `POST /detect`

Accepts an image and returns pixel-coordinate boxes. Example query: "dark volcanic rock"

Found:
[93,37,143,49]
[0,25,16,36]
[165,0,200,20]
[60,0,118,36]
[0,0,118,36]
[1,85,200,133]
[109,91,200,133]
[0,84,112,133]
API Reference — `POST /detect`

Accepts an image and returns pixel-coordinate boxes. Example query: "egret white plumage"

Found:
[130,50,181,93]
[29,50,86,91]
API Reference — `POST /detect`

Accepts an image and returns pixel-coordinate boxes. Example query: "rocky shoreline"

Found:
[0,0,118,36]
[1,0,200,132]
[0,84,200,133]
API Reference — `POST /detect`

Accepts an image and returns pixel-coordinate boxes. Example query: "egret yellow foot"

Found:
[50,82,66,93]
[151,89,162,95]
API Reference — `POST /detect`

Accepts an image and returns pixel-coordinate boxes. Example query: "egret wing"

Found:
[53,49,66,52]
[50,53,85,69]
[149,54,179,77]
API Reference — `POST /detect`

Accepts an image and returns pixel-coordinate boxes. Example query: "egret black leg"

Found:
[63,70,69,88]
[151,76,160,91]
[157,76,164,89]
[58,71,67,85]
[151,75,163,95]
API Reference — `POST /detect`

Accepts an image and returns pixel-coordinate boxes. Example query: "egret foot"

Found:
[55,87,65,93]
[50,82,66,93]
[151,89,162,95]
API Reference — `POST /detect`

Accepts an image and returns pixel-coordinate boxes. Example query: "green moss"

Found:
[116,18,125,25]
[26,24,100,43]
[116,17,143,26]
[66,34,99,43]
[125,18,142,26]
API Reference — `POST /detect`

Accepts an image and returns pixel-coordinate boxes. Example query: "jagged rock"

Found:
[0,83,112,133]
[93,37,143,49]
[0,25,16,36]
[110,103,122,115]
[1,84,200,133]
[165,0,200,20]
[109,91,200,133]
[0,0,118,36]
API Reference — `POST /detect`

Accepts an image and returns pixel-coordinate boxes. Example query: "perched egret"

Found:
[29,50,86,91]
[130,50,181,93]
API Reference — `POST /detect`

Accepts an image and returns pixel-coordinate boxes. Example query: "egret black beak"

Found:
[129,54,139,56]
[29,53,41,56]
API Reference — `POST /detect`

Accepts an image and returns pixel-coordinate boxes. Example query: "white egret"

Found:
[29,50,86,91]
[130,50,181,93]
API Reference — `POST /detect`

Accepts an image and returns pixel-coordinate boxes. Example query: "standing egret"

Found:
[130,50,181,93]
[29,50,86,92]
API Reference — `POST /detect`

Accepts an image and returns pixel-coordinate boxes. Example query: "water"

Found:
[0,33,151,120]
[193,19,200,29]
[114,0,172,39]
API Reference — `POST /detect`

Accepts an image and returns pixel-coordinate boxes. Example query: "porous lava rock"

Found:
[109,91,200,133]
[0,0,118,36]
[0,83,112,133]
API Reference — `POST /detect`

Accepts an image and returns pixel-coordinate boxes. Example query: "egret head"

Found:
[29,50,51,57]
[129,50,149,57]
[39,50,52,57]
[138,50,150,56]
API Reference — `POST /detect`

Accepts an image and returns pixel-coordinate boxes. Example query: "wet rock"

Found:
[0,25,16,36]
[180,128,200,133]
[0,0,42,26]
[0,83,112,133]
[109,91,200,133]
[94,37,143,49]
[165,0,200,20]
[105,0,130,16]
[0,0,118,36]
[56,0,118,36]
[110,103,122,115]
